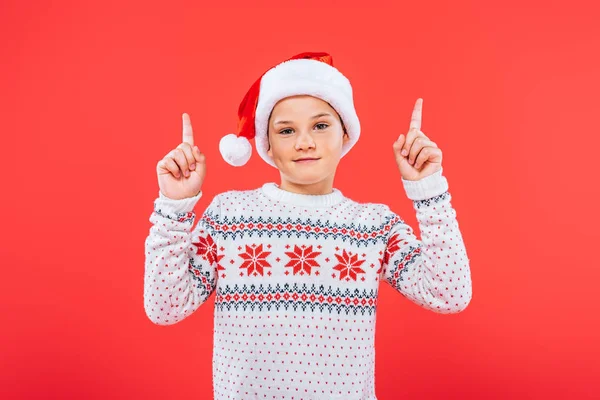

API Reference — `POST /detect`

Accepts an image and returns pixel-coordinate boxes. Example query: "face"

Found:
[267,95,350,189]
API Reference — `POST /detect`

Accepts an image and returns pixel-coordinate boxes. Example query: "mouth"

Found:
[293,158,320,163]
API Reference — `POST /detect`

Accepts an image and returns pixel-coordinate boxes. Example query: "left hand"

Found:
[393,98,443,181]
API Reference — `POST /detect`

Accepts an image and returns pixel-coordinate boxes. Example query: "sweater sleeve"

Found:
[143,190,221,325]
[380,168,472,314]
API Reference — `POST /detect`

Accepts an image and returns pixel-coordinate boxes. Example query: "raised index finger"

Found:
[409,98,423,131]
[182,112,194,145]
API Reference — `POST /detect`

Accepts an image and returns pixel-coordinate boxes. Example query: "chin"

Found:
[283,171,329,186]
[273,158,337,184]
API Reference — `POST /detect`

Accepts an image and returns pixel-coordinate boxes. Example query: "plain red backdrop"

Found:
[1,0,599,399]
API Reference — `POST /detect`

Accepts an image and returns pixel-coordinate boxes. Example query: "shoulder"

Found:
[206,187,263,216]
[339,196,404,227]
[351,200,407,239]
[213,187,262,203]
[342,195,396,216]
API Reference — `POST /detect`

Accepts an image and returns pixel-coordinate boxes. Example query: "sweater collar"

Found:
[261,182,346,207]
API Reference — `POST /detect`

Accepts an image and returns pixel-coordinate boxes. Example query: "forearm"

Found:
[383,169,472,313]
[144,191,214,325]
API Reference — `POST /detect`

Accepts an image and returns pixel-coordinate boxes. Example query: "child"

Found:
[144,51,472,400]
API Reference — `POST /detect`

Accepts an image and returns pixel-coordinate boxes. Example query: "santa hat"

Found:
[219,51,361,167]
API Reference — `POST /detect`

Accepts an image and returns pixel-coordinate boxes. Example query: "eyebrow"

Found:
[273,112,333,126]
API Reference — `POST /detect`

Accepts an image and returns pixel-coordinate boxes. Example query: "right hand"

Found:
[157,113,207,200]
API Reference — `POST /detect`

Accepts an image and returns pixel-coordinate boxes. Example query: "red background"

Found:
[2,0,599,399]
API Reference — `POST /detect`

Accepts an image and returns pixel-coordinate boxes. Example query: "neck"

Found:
[278,175,335,195]
[261,181,345,207]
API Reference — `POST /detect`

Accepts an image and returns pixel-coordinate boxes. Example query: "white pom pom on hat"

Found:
[219,133,252,167]
[219,51,361,168]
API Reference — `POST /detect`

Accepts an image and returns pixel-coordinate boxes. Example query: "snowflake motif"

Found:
[333,249,366,281]
[284,245,322,276]
[238,244,272,277]
[383,233,402,265]
[192,234,217,265]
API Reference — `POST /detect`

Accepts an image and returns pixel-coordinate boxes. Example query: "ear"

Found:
[342,131,350,145]
[267,134,273,158]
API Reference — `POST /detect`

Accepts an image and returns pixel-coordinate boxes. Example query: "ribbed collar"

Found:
[261,182,346,207]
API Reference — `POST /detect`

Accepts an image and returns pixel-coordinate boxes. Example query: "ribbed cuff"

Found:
[401,168,449,200]
[154,190,203,215]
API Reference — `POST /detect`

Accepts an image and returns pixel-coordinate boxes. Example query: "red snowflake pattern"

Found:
[284,245,321,275]
[239,244,272,277]
[333,249,366,281]
[192,234,217,265]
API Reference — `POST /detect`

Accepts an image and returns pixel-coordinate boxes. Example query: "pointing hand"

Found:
[393,98,443,181]
[156,113,207,199]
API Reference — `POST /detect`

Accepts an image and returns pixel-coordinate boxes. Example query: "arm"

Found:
[380,168,472,314]
[143,190,221,325]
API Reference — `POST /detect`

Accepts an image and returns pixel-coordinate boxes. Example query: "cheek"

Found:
[322,134,344,152]
[269,141,292,159]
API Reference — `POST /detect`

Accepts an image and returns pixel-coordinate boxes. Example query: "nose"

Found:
[294,131,315,151]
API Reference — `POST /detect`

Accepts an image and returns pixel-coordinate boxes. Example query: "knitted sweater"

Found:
[144,168,472,400]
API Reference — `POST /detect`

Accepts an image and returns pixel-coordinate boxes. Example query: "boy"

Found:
[145,51,472,400]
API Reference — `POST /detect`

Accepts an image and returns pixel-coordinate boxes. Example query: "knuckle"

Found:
[174,150,186,162]
[178,142,192,152]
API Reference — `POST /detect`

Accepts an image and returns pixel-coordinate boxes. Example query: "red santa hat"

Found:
[219,51,361,167]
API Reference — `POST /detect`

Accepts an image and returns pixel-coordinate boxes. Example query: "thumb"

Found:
[395,133,405,145]
[393,134,406,157]
[393,135,411,167]
[192,145,205,165]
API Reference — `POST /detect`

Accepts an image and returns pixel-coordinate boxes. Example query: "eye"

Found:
[279,128,293,135]
[315,123,329,130]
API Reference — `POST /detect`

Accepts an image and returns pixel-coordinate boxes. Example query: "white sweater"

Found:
[144,168,472,400]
